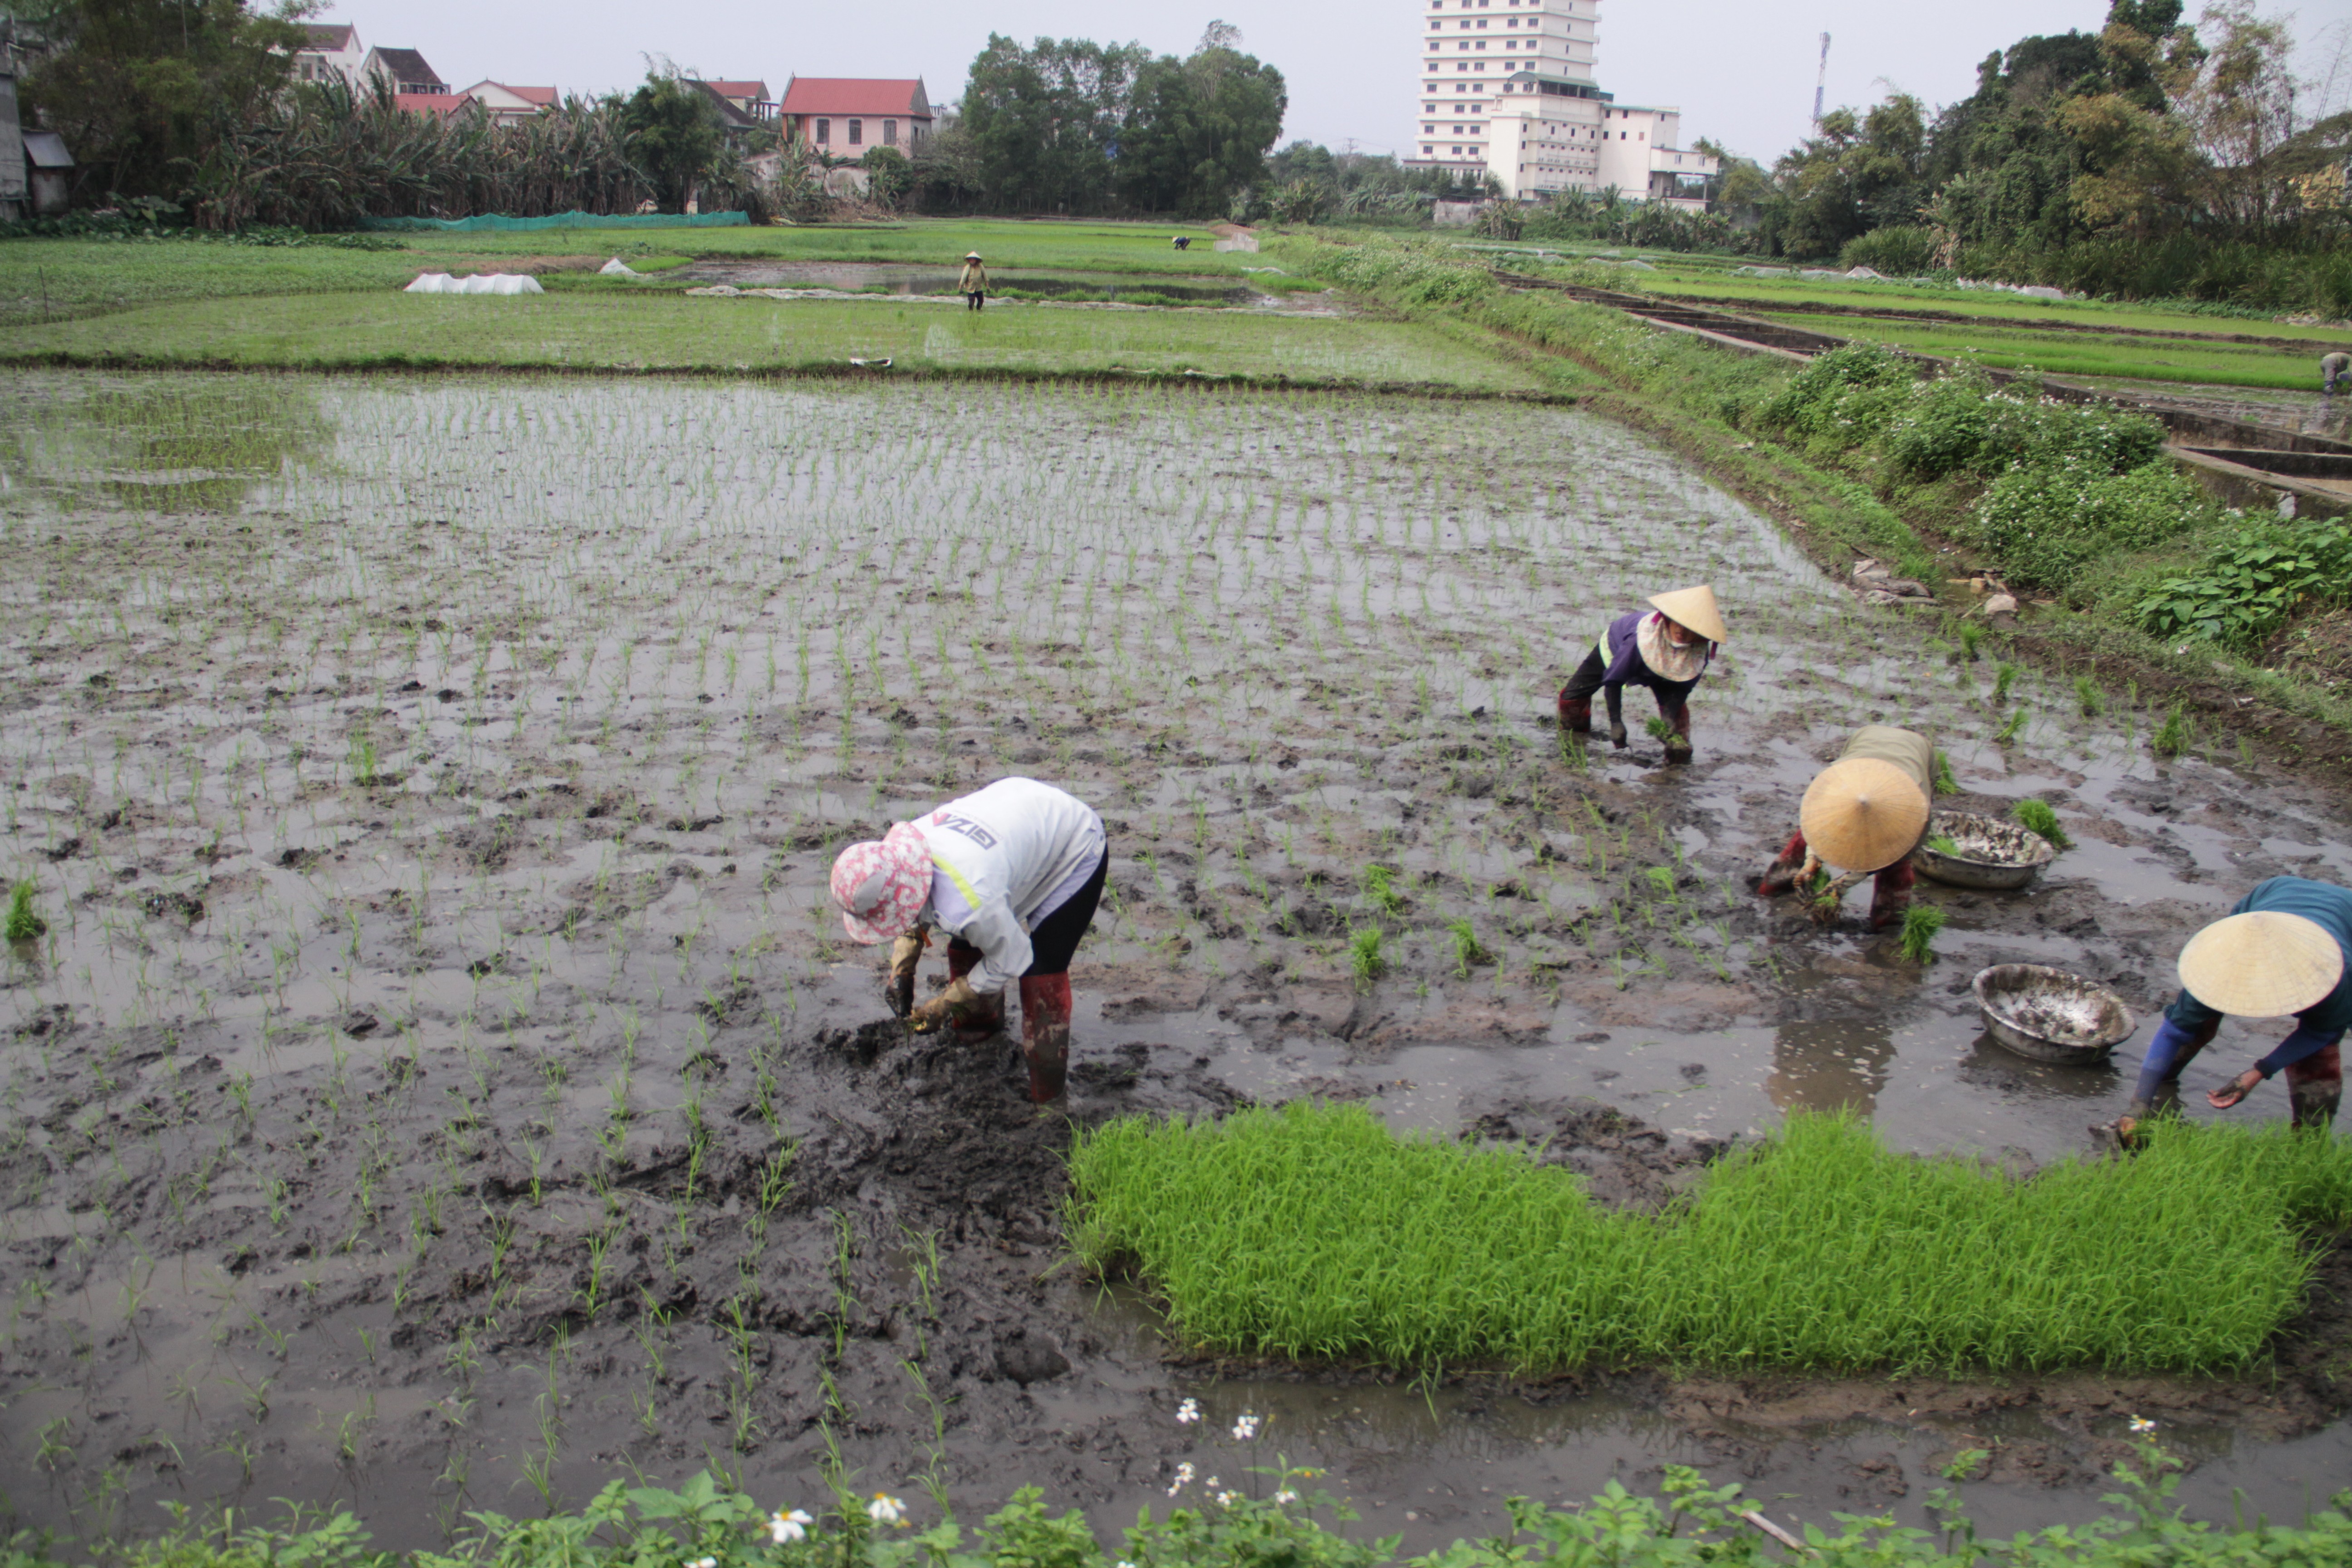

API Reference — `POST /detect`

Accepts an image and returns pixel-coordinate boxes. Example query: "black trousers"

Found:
[947,848,1108,978]
[1559,647,1696,721]
[965,291,985,311]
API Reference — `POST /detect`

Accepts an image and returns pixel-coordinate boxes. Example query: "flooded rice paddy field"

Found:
[1,370,2348,1548]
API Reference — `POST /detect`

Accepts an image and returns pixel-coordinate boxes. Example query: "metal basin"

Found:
[1973,964,2136,1065]
[1912,811,2057,891]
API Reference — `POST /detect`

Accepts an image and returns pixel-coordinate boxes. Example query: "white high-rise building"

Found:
[1406,0,1716,207]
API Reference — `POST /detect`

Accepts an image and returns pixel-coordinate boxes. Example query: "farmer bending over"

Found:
[2106,877,2350,1142]
[1557,585,1727,763]
[829,777,1108,1103]
[959,252,989,311]
[1756,726,1933,931]
[2324,352,2349,396]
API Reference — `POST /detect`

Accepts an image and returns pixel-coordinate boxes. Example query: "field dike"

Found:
[1271,231,2352,776]
[5,368,2352,1550]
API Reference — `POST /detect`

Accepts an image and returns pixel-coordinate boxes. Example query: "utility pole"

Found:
[1812,32,1831,130]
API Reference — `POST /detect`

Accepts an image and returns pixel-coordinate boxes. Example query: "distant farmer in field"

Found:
[2324,352,2350,396]
[1172,235,1192,251]
[1556,584,1727,763]
[2105,877,2350,1142]
[828,777,1108,1103]
[959,251,989,311]
[1755,726,1933,931]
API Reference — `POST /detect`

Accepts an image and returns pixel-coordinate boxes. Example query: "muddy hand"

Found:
[909,975,983,1034]
[885,930,928,1019]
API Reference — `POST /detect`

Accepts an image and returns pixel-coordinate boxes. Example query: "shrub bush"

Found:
[1973,462,2216,596]
[1838,225,1938,275]
[1751,341,1921,446]
[2136,518,2352,652]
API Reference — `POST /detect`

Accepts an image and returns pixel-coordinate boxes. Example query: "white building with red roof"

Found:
[456,81,559,122]
[778,78,931,161]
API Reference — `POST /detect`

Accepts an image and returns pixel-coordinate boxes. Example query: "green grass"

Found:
[1069,1101,2352,1375]
[0,291,1544,389]
[0,220,1270,329]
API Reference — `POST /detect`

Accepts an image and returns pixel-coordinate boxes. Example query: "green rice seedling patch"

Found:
[1069,1102,2352,1374]
[0,293,1541,389]
[1753,316,2319,391]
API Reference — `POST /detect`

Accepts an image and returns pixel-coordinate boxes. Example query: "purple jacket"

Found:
[1598,610,1715,694]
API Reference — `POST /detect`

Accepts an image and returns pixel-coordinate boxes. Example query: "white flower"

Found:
[1274,1490,1298,1506]
[1230,1412,1259,1441]
[1166,1462,1195,1497]
[691,1558,716,1568]
[1215,1491,1240,1508]
[867,1494,907,1527]
[2128,1415,2157,1434]
[1175,1397,1200,1425]
[769,1510,812,1545]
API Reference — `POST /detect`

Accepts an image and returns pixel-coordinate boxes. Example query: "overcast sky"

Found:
[335,0,2342,168]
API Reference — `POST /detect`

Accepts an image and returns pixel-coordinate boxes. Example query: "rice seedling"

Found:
[1993,708,2026,744]
[1958,621,1983,662]
[1348,926,1387,989]
[2153,703,2191,758]
[1362,864,1405,918]
[2075,674,2104,715]
[2013,798,2073,849]
[1992,662,2021,703]
[1931,751,1959,794]
[1447,917,1490,978]
[5,881,44,944]
[1068,1103,2352,1375]
[1896,904,1947,964]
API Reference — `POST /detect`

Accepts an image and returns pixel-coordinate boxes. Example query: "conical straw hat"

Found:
[1646,584,1729,644]
[1799,758,1929,872]
[2176,911,2343,1018]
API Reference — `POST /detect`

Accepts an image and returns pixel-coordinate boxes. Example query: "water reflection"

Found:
[2,380,330,512]
[1769,1017,1897,1114]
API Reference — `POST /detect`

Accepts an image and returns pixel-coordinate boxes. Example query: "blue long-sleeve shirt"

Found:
[2166,876,2352,1077]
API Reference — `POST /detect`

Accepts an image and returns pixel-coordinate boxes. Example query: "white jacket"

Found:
[911,777,1105,994]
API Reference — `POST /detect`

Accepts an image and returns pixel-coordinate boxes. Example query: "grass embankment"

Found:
[1071,1103,2352,1374]
[0,291,1546,391]
[0,219,1267,329]
[1279,230,2352,752]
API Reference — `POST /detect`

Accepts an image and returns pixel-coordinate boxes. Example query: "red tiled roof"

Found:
[477,82,557,106]
[705,80,769,101]
[395,93,469,117]
[779,78,928,117]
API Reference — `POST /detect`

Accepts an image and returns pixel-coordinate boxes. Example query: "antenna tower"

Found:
[1812,32,1831,128]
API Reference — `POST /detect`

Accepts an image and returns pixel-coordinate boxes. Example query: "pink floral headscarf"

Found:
[829,822,933,944]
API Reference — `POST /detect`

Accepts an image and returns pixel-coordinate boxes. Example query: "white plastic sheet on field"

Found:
[598,258,640,276]
[403,273,546,295]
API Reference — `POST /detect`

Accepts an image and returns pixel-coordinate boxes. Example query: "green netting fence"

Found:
[358,210,749,232]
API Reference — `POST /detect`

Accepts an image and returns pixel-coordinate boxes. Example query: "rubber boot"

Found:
[1018,974,1073,1103]
[1557,692,1592,733]
[1758,831,1808,896]
[2286,1044,2343,1132]
[1661,701,1693,764]
[945,944,1005,1039]
[1868,859,1915,932]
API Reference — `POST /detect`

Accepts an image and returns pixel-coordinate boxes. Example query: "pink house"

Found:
[778,78,931,161]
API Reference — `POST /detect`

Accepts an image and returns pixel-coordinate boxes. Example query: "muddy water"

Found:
[678,260,1262,305]
[1,371,2347,1552]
